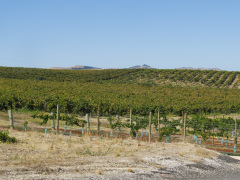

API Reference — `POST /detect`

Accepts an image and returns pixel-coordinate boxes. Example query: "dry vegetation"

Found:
[0,129,227,179]
[1,130,218,166]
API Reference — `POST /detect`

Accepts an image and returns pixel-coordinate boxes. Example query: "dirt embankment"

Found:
[0,130,240,180]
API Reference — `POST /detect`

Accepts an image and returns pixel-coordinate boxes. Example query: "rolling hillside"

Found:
[1,66,240,115]
[0,67,239,88]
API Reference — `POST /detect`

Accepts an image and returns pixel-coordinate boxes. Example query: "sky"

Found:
[0,0,240,71]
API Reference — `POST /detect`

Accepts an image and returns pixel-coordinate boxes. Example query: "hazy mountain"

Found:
[50,65,101,70]
[129,64,153,69]
[50,64,154,70]
[50,64,221,71]
[177,67,222,71]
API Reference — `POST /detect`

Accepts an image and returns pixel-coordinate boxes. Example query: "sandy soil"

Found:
[0,129,240,180]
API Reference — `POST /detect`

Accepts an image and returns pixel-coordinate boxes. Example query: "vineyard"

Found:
[2,110,235,180]
[1,65,240,178]
[1,109,240,154]
[0,67,240,115]
[0,67,240,88]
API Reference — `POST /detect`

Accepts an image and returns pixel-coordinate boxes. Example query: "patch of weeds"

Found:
[115,153,120,157]
[190,158,200,162]
[67,139,73,148]
[79,146,111,156]
[10,154,19,160]
[0,131,17,143]
[179,153,183,157]
[95,170,102,175]
[127,169,134,173]
[49,142,54,150]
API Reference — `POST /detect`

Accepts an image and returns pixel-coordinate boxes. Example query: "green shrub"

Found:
[0,131,17,143]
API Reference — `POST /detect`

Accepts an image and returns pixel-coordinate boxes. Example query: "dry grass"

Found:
[95,170,102,175]
[127,169,134,173]
[0,130,140,167]
[0,128,224,180]
[195,145,218,159]
[0,130,219,169]
[0,119,9,126]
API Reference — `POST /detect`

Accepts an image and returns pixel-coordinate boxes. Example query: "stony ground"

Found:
[0,129,240,180]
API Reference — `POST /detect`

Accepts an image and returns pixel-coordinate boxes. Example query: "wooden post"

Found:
[97,105,100,135]
[182,111,184,137]
[130,109,132,125]
[86,113,90,131]
[235,118,238,146]
[56,104,60,133]
[183,112,187,140]
[8,110,14,129]
[158,111,160,134]
[149,112,152,143]
[44,103,47,112]
[116,115,120,131]
[129,109,132,135]
[51,119,55,130]
[50,112,55,130]
[212,115,215,145]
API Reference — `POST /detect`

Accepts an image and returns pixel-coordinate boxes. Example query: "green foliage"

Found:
[128,116,149,137]
[107,116,125,130]
[216,117,235,139]
[0,67,240,116]
[31,114,50,125]
[32,113,86,127]
[24,121,28,127]
[107,115,149,137]
[158,118,180,142]
[61,114,86,127]
[187,115,214,141]
[0,131,17,143]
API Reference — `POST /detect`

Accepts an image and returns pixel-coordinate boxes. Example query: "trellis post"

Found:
[149,112,152,143]
[183,112,187,140]
[235,118,238,146]
[130,109,132,125]
[116,115,120,131]
[97,105,100,135]
[158,111,160,134]
[51,112,55,130]
[8,110,14,129]
[56,104,60,133]
[86,113,90,131]
[212,115,215,145]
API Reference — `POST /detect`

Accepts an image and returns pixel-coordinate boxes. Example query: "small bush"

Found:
[0,131,17,143]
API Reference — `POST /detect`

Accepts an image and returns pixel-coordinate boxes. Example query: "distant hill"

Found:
[50,64,154,70]
[50,65,100,70]
[50,64,223,71]
[129,64,153,69]
[0,66,239,89]
[177,67,222,71]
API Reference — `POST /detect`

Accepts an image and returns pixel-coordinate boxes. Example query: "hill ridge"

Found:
[0,67,239,89]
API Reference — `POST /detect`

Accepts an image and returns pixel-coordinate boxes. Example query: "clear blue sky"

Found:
[0,0,240,71]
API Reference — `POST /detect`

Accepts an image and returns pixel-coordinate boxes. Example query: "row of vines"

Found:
[1,67,240,116]
[33,111,240,144]
[0,67,239,88]
[1,76,240,116]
